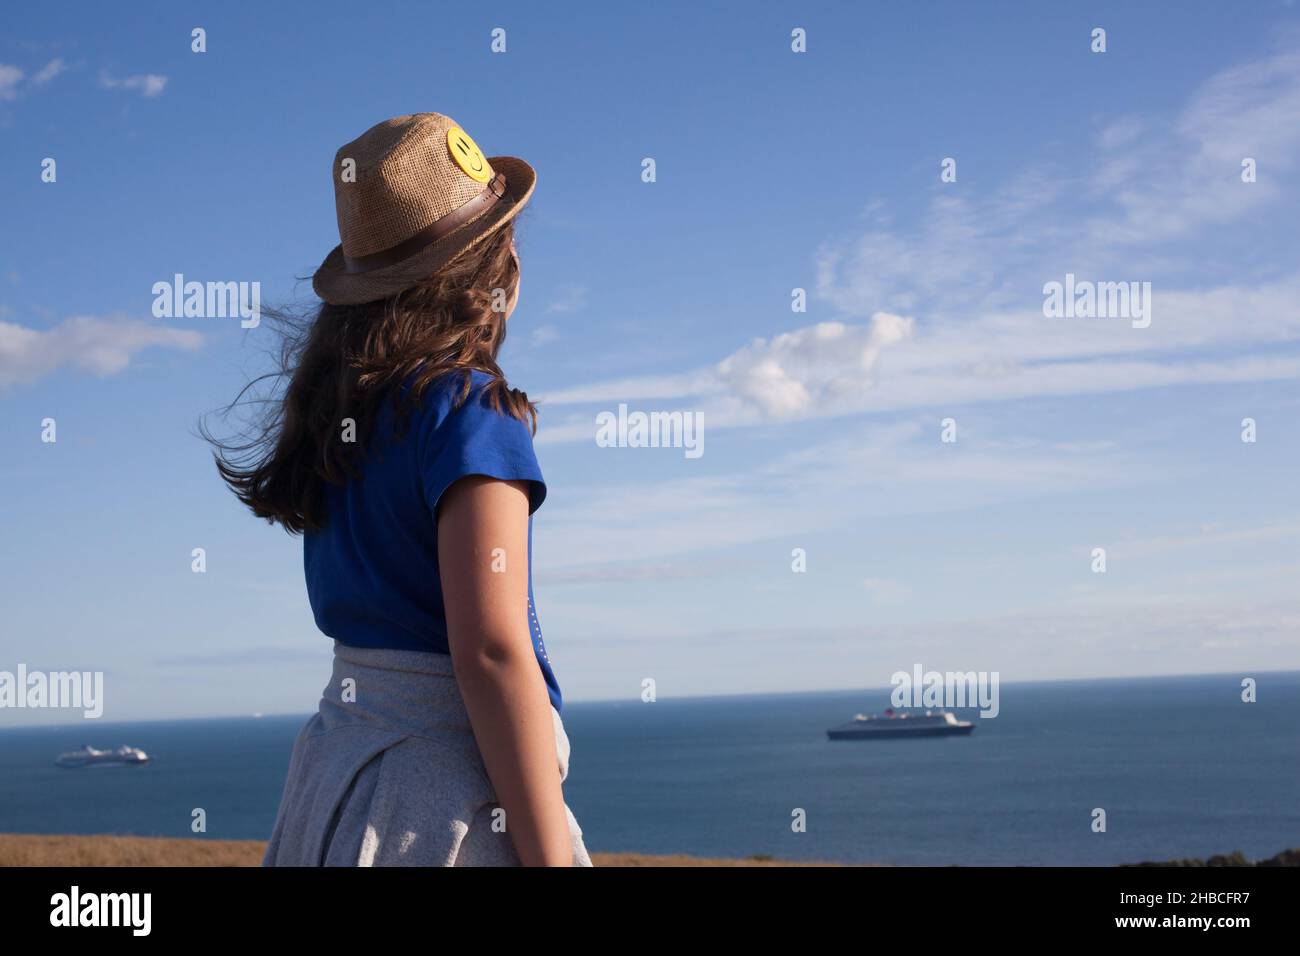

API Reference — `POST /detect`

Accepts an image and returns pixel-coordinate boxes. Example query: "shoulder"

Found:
[408,369,546,514]
[419,369,528,435]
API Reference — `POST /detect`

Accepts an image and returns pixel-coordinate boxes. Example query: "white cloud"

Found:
[538,311,913,432]
[99,71,167,98]
[30,58,66,87]
[0,316,203,388]
[536,276,1300,443]
[715,314,912,418]
[0,64,23,101]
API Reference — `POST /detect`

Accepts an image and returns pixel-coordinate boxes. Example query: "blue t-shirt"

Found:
[304,369,562,713]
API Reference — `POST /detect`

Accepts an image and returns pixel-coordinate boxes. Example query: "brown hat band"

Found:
[342,171,508,275]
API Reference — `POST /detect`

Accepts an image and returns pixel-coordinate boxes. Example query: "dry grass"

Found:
[0,834,838,867]
[591,851,842,867]
[0,834,268,867]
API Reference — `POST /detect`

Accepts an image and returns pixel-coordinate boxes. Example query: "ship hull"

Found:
[827,724,974,740]
[55,750,151,768]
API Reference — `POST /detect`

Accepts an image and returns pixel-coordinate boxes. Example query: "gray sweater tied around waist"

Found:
[262,641,592,867]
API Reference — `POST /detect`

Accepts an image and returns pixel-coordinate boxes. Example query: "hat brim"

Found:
[311,155,536,306]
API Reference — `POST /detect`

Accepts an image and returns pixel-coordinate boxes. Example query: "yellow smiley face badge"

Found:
[446,127,492,183]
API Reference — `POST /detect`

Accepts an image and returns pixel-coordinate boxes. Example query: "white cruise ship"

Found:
[54,744,152,768]
[827,709,975,740]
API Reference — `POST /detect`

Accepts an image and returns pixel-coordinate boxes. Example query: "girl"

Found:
[207,113,590,866]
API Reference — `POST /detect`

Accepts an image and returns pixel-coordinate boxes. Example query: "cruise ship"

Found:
[827,708,974,740]
[54,745,152,768]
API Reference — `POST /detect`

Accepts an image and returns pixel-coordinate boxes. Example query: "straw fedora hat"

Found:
[312,112,536,305]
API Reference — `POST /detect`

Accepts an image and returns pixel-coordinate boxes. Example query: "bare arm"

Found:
[437,475,571,867]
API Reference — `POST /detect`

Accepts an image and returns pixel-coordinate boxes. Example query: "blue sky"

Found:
[2,1,1299,724]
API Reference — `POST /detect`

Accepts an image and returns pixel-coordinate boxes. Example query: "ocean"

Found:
[1,672,1297,866]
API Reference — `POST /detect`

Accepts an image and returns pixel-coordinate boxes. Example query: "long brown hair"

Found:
[203,222,536,534]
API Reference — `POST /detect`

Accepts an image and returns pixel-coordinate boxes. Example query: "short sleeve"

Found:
[419,378,547,518]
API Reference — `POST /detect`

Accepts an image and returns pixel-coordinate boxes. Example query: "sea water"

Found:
[1,672,1296,866]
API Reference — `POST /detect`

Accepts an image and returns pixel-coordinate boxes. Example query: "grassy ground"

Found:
[0,834,840,867]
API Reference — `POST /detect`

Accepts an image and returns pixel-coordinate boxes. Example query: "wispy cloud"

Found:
[0,316,203,388]
[862,577,912,605]
[99,70,167,98]
[557,596,1300,688]
[536,420,1154,568]
[30,58,66,87]
[155,645,324,668]
[536,42,1300,440]
[545,283,588,314]
[0,64,23,101]
[529,323,560,347]
[0,58,70,100]
[537,557,755,586]
[818,44,1300,315]
[1087,45,1300,246]
[1096,520,1300,561]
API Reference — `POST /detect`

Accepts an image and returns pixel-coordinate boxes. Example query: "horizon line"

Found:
[1,666,1295,731]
